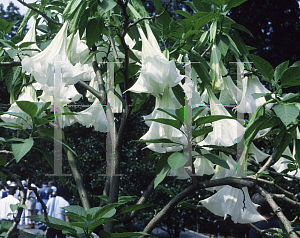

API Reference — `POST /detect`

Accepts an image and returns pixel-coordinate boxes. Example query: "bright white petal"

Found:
[201,186,265,224]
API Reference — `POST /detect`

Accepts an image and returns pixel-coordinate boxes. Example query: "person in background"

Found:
[0,183,6,199]
[25,179,38,229]
[37,181,50,215]
[46,187,70,238]
[20,180,28,226]
[0,187,19,220]
[249,193,281,238]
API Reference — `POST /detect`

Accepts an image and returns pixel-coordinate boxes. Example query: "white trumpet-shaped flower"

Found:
[128,24,183,96]
[22,22,86,90]
[201,153,265,224]
[141,88,186,153]
[210,44,223,90]
[0,85,44,129]
[194,150,216,176]
[74,98,107,132]
[248,143,269,163]
[219,61,242,104]
[236,75,271,113]
[271,147,300,179]
[201,186,264,224]
[16,17,40,59]
[198,89,244,147]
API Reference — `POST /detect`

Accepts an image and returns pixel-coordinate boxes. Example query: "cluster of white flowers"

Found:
[2,16,298,226]
[125,21,300,224]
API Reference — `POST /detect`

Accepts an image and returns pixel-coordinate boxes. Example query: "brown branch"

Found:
[247,176,298,201]
[255,185,298,238]
[49,122,91,210]
[16,0,62,26]
[0,61,21,66]
[247,223,273,238]
[128,0,172,29]
[91,47,107,105]
[272,194,300,207]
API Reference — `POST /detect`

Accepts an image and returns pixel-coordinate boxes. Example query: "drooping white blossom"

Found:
[141,88,186,153]
[127,24,183,96]
[236,75,271,113]
[22,22,86,90]
[0,85,43,129]
[201,153,265,224]
[16,17,40,59]
[198,89,244,147]
[201,186,264,224]
[194,150,216,176]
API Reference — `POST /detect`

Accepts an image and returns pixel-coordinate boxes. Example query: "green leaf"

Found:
[11,138,34,162]
[171,84,185,106]
[231,30,248,55]
[167,152,186,170]
[38,128,54,138]
[10,204,19,212]
[194,115,235,126]
[201,153,229,169]
[87,218,115,231]
[173,10,191,19]
[272,104,299,127]
[144,118,182,130]
[69,1,86,33]
[192,107,206,122]
[34,102,51,118]
[119,204,155,215]
[86,204,119,220]
[248,54,274,82]
[227,0,248,9]
[231,23,252,36]
[86,18,104,48]
[216,34,229,56]
[193,0,212,12]
[97,0,117,16]
[16,101,38,118]
[17,9,36,34]
[62,0,82,19]
[134,138,181,144]
[154,163,170,189]
[156,108,179,120]
[0,122,23,129]
[131,0,149,18]
[281,66,300,88]
[194,31,209,52]
[78,8,89,38]
[63,205,87,218]
[192,126,213,138]
[175,107,186,122]
[157,185,175,197]
[118,196,138,204]
[153,11,171,37]
[274,60,289,84]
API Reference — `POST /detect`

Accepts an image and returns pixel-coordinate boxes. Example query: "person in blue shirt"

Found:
[249,193,281,238]
[37,181,50,215]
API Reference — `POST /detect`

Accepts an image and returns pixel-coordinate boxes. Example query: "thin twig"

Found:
[247,223,273,238]
[128,0,172,28]
[201,44,211,57]
[0,150,14,155]
[16,0,62,26]
[255,185,298,238]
